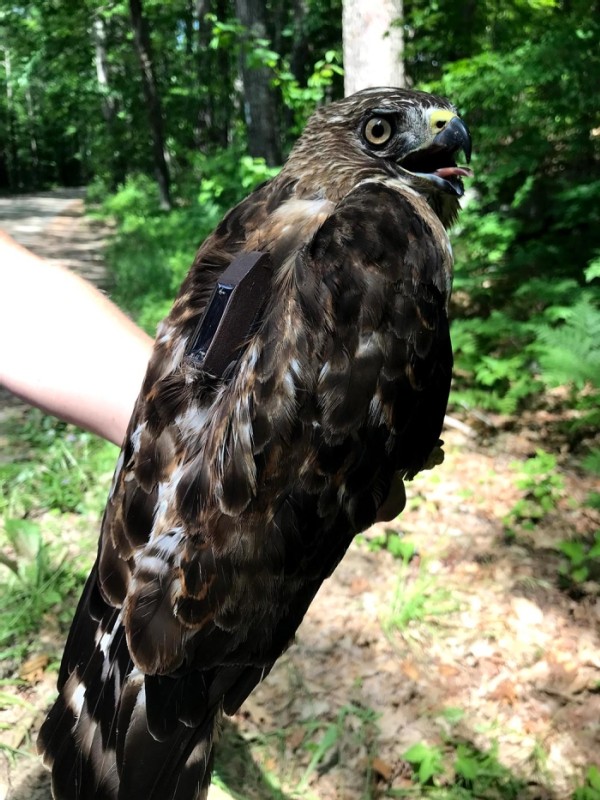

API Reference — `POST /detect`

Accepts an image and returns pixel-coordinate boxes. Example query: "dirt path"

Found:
[1,193,599,800]
[0,189,109,285]
[0,189,113,440]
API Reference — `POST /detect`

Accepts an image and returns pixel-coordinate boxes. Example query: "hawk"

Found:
[39,87,471,800]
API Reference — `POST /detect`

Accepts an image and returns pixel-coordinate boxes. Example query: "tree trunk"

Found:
[343,0,405,96]
[3,48,19,191]
[290,0,309,84]
[193,0,225,150]
[25,84,39,186]
[93,15,117,126]
[92,13,126,187]
[234,0,282,166]
[128,0,172,209]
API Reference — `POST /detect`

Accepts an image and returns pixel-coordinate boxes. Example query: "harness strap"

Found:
[185,251,272,378]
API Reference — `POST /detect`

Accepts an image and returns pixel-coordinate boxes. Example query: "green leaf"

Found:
[558,540,586,566]
[403,742,443,784]
[588,765,600,790]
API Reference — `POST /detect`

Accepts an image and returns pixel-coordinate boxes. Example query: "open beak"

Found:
[399,116,473,197]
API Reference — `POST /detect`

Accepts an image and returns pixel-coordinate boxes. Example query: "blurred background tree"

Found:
[0,0,598,453]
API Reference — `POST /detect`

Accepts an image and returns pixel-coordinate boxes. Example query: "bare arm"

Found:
[0,230,153,446]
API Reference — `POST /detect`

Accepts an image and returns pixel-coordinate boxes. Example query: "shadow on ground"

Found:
[4,720,292,800]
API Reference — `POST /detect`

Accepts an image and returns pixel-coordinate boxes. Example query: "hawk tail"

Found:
[38,566,218,800]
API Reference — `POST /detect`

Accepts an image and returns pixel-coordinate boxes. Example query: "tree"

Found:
[342,0,405,95]
[92,10,127,188]
[403,0,600,414]
[234,0,282,165]
[128,0,172,209]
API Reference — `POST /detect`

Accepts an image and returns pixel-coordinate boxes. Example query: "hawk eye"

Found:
[364,116,394,146]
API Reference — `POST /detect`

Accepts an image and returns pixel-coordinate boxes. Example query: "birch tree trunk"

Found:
[3,48,18,190]
[92,13,126,187]
[343,0,405,96]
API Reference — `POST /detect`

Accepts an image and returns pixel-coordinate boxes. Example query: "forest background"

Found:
[0,1,599,798]
[2,0,599,420]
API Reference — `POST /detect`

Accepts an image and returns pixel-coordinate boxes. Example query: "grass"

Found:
[0,409,116,664]
[212,701,381,800]
[0,519,90,664]
[297,702,380,797]
[362,534,460,636]
[1,409,117,518]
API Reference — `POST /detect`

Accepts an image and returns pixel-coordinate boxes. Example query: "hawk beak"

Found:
[398,115,473,197]
[432,116,472,164]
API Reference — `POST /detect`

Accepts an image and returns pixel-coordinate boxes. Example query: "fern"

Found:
[537,299,600,390]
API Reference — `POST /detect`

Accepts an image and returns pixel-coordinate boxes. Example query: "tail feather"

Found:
[38,565,219,800]
[119,698,216,800]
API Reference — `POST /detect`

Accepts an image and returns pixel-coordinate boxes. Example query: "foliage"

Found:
[297,703,379,794]
[403,741,445,785]
[536,298,600,429]
[0,0,343,192]
[503,449,565,532]
[0,519,88,663]
[0,410,113,662]
[537,295,600,392]
[0,409,117,518]
[451,742,525,798]
[573,766,600,800]
[274,49,344,136]
[363,531,417,561]
[400,736,529,798]
[558,531,600,587]
[101,175,215,332]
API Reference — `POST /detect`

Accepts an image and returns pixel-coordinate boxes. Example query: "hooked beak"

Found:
[399,115,473,197]
[432,116,472,164]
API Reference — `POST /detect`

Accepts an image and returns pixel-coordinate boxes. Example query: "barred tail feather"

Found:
[38,566,218,800]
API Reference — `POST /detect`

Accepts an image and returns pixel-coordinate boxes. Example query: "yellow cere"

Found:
[429,109,456,133]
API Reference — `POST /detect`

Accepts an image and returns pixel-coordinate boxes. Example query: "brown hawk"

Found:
[38,87,471,800]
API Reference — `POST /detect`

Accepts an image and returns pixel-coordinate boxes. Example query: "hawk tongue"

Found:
[433,166,473,179]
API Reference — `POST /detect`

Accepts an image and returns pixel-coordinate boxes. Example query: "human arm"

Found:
[0,230,154,446]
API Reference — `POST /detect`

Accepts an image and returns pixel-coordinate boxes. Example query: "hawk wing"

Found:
[39,181,452,800]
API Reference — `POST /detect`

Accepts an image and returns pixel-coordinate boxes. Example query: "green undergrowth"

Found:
[394,707,597,800]
[1,409,117,519]
[211,697,598,800]
[361,534,460,633]
[449,272,600,420]
[0,409,116,662]
[501,448,600,595]
[399,738,527,799]
[0,517,90,664]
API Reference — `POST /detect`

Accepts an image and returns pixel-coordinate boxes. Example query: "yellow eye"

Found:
[364,117,393,146]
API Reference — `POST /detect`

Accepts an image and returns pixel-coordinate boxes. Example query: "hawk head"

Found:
[285,87,472,228]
